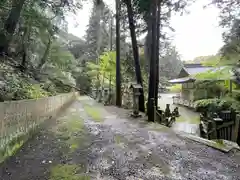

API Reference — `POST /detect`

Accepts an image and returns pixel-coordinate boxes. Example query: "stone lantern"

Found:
[97,89,102,102]
[129,82,142,118]
[103,88,109,105]
[108,88,113,105]
[92,88,97,99]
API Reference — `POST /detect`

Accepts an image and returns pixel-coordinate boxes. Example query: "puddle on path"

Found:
[158,93,200,136]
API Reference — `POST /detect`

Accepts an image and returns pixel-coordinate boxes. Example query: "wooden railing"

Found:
[0,92,77,155]
[200,110,240,143]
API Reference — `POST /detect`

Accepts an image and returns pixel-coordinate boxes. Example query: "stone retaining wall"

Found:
[0,92,77,155]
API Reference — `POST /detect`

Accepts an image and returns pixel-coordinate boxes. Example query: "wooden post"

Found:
[211,121,217,140]
[0,104,4,146]
[232,114,240,142]
[150,98,156,122]
[229,80,233,96]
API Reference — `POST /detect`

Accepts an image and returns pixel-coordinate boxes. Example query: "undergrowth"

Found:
[175,116,200,124]
[54,113,86,153]
[49,164,90,180]
[83,105,103,122]
[0,125,38,163]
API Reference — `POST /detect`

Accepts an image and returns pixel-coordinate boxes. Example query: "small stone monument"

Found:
[172,107,180,117]
[165,104,171,117]
[129,82,142,118]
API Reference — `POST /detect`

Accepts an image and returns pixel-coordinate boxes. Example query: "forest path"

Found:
[0,96,240,180]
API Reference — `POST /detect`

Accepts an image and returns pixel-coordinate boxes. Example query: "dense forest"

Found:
[0,0,240,119]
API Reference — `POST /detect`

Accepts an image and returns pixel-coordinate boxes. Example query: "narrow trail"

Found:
[0,96,240,180]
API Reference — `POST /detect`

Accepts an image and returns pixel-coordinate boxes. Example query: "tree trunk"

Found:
[125,0,145,112]
[109,14,113,92]
[155,0,161,107]
[38,37,52,70]
[0,0,26,55]
[144,18,152,73]
[115,0,121,106]
[147,0,157,121]
[20,25,30,72]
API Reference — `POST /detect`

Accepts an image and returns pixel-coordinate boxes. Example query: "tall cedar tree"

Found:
[147,0,157,121]
[115,0,122,106]
[124,0,145,112]
[155,0,161,106]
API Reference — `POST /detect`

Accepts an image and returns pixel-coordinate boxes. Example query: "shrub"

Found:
[0,73,51,101]
[23,84,50,99]
[223,96,240,111]
[193,80,227,100]
[194,98,232,112]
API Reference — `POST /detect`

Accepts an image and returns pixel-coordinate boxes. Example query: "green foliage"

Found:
[0,122,39,163]
[189,55,221,66]
[22,84,50,99]
[211,2,240,65]
[75,63,92,94]
[50,164,89,180]
[84,0,111,61]
[192,65,236,102]
[221,96,240,111]
[220,19,240,64]
[0,68,51,101]
[86,51,116,89]
[175,116,200,125]
[211,0,240,27]
[194,98,232,112]
[0,0,86,101]
[54,113,86,153]
[0,134,25,163]
[159,45,183,79]
[194,66,232,80]
[83,105,103,122]
[193,81,227,100]
[169,84,181,93]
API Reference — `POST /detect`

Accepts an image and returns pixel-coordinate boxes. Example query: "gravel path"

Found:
[0,96,240,180]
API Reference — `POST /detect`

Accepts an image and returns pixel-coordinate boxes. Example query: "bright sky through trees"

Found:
[67,0,224,61]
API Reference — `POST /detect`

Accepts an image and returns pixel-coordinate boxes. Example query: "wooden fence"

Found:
[200,110,240,143]
[0,92,77,152]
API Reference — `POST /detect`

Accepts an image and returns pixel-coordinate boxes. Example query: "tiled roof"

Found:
[184,66,214,75]
[169,65,233,84]
[168,77,195,84]
[183,64,226,76]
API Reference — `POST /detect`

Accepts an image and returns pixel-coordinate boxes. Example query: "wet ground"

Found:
[158,93,200,135]
[0,96,240,180]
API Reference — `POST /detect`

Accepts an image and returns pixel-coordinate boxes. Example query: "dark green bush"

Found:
[223,96,240,111]
[193,80,227,100]
[0,68,55,101]
[194,98,232,112]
